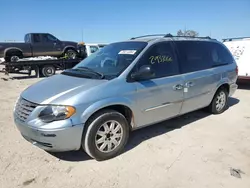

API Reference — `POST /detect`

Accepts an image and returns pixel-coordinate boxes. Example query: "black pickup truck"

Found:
[0,33,79,62]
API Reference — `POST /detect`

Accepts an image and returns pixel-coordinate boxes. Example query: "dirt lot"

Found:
[0,70,250,188]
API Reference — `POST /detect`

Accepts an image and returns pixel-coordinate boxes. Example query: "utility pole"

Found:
[81,29,83,42]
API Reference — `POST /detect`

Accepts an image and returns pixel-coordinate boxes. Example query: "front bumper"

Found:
[14,117,84,152]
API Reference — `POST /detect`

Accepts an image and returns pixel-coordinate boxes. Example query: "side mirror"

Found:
[131,65,154,81]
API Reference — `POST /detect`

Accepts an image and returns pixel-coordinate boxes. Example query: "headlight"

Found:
[38,105,76,123]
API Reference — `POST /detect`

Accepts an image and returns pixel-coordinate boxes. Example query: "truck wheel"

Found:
[5,50,23,62]
[82,109,129,161]
[64,49,77,59]
[41,65,56,77]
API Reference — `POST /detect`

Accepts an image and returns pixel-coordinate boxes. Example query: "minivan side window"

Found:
[136,42,179,78]
[175,41,212,73]
[208,42,234,66]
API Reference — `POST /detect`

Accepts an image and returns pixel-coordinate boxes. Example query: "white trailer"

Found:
[223,37,250,80]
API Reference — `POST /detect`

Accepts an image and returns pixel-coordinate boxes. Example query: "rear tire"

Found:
[41,65,56,77]
[208,87,229,114]
[82,109,129,161]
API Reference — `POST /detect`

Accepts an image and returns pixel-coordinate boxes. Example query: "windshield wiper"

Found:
[74,66,104,79]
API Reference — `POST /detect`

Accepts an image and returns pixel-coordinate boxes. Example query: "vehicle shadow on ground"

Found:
[7,73,60,80]
[11,75,39,80]
[124,97,239,154]
[48,97,240,162]
[0,72,38,80]
[48,149,92,162]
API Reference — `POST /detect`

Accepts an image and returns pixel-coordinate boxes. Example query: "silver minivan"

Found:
[13,34,238,160]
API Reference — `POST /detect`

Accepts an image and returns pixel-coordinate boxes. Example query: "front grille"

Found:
[14,97,37,122]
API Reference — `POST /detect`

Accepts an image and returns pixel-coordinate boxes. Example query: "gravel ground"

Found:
[0,70,250,188]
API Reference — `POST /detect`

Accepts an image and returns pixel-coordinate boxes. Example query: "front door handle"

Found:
[173,84,183,90]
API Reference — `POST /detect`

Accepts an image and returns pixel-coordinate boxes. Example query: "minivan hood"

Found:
[21,74,108,105]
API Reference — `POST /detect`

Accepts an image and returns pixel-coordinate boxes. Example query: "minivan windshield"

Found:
[63,41,147,79]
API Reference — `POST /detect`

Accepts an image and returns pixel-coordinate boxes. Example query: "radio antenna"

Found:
[81,29,83,42]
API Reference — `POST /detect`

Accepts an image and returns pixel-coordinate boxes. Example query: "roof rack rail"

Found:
[222,37,250,42]
[130,34,166,40]
[164,33,212,39]
[130,33,214,40]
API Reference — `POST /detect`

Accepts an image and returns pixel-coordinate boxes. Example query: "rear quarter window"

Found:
[207,42,234,66]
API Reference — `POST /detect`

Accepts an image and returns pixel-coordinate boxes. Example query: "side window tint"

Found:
[33,34,41,43]
[47,34,57,42]
[42,34,57,43]
[137,42,179,78]
[209,43,234,66]
[176,41,212,73]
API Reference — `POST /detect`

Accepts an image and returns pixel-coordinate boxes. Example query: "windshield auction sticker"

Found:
[118,50,137,55]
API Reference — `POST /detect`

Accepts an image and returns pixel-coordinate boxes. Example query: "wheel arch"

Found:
[63,46,78,53]
[4,47,23,57]
[81,98,135,131]
[218,83,229,93]
[215,80,230,94]
[207,80,230,107]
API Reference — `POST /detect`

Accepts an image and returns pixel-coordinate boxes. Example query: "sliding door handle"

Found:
[185,82,195,87]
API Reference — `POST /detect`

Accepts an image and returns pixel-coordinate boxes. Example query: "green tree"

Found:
[177,29,199,37]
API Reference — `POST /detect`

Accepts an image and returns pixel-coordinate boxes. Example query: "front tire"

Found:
[64,49,77,59]
[208,87,229,114]
[82,110,129,161]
